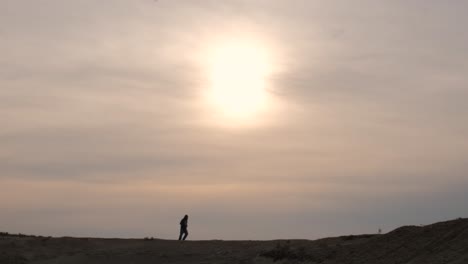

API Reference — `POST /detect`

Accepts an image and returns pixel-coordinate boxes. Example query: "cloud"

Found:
[0,0,467,239]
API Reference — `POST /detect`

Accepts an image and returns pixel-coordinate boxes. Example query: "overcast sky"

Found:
[1,0,468,240]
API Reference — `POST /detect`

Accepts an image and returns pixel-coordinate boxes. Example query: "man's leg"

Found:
[183,230,188,240]
[179,228,183,240]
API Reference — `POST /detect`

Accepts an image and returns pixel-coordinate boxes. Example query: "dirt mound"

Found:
[260,218,468,264]
[332,218,468,264]
[1,218,467,263]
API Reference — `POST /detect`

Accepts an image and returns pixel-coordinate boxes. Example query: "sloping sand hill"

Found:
[1,218,467,264]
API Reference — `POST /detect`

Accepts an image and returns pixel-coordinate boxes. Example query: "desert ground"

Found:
[1,218,468,264]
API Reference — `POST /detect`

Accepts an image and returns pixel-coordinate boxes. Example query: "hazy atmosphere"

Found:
[1,0,467,240]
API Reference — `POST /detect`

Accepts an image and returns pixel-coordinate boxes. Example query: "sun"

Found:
[205,41,272,124]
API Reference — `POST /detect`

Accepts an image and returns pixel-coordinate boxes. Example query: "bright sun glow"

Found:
[206,42,272,124]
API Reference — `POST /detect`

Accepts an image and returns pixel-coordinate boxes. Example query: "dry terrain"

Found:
[1,218,468,264]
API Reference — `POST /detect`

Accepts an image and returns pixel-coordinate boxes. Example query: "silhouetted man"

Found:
[179,214,189,240]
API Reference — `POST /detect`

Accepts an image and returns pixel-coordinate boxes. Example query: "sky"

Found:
[1,0,468,240]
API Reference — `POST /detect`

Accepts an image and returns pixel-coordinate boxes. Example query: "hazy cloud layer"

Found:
[1,0,467,239]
